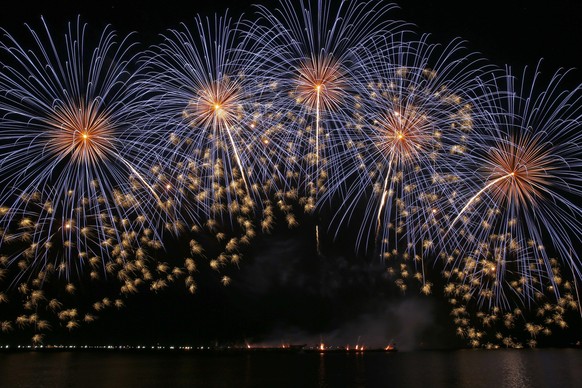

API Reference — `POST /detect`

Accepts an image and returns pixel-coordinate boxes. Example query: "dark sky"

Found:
[2,0,581,70]
[1,1,581,349]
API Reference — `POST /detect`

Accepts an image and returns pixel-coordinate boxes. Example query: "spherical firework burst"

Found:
[138,13,276,225]
[245,0,404,204]
[322,33,488,282]
[0,18,169,281]
[446,62,582,309]
[136,14,281,292]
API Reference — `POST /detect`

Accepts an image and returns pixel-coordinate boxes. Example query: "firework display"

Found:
[0,1,580,348]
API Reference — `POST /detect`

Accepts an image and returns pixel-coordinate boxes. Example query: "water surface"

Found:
[0,349,580,387]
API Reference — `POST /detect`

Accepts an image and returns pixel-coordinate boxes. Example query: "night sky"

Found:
[1,1,581,350]
[3,0,581,71]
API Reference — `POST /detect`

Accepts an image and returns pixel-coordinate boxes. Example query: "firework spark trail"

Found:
[223,122,250,194]
[376,171,391,239]
[446,173,514,236]
[315,84,321,177]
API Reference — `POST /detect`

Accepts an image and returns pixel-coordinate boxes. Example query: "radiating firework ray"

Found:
[138,13,278,224]
[322,33,488,273]
[244,0,405,203]
[446,62,582,307]
[0,17,169,280]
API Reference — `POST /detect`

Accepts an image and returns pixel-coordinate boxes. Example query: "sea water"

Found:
[0,348,580,387]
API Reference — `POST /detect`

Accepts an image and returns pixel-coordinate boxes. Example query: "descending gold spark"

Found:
[376,161,393,240]
[374,106,428,240]
[296,54,344,191]
[449,173,514,233]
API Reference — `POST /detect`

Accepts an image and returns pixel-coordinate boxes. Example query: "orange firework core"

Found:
[184,77,241,130]
[296,54,344,111]
[47,101,112,165]
[380,108,428,163]
[488,133,552,205]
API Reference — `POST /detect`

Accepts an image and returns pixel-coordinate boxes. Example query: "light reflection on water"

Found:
[502,351,530,388]
[0,349,580,388]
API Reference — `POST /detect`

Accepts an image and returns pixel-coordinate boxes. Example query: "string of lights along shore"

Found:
[0,0,580,349]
